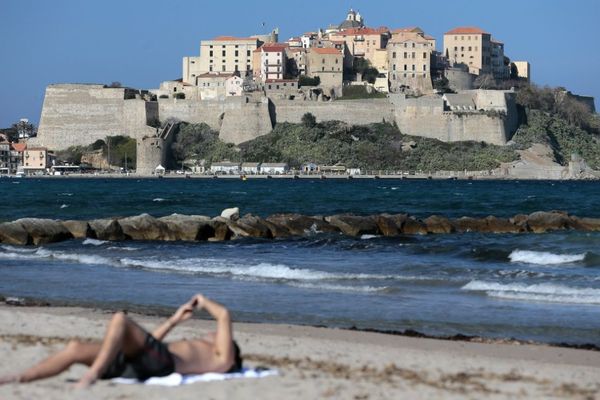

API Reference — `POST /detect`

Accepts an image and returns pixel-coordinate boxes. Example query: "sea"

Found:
[0,178,599,346]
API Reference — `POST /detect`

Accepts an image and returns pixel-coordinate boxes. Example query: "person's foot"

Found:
[74,370,98,389]
[0,375,19,385]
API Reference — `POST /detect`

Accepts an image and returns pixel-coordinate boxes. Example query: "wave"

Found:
[289,282,389,293]
[360,234,379,240]
[83,238,108,246]
[509,250,586,265]
[107,246,139,252]
[462,280,600,305]
[118,257,395,282]
[152,198,166,202]
[60,204,69,209]
[0,247,113,266]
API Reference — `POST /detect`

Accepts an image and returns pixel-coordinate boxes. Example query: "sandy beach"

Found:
[0,304,598,399]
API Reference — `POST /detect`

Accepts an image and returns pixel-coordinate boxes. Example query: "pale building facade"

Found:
[226,75,244,96]
[512,61,531,82]
[444,27,492,76]
[259,43,288,81]
[329,27,390,66]
[306,48,343,94]
[387,35,434,94]
[23,147,49,174]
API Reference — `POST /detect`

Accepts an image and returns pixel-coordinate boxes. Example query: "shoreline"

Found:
[2,295,599,352]
[1,303,599,399]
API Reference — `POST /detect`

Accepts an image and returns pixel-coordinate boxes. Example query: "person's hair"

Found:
[227,340,243,373]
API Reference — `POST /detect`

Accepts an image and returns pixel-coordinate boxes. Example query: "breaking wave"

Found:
[462,280,600,304]
[83,238,108,246]
[509,250,586,265]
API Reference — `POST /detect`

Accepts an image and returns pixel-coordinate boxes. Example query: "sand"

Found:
[0,305,598,400]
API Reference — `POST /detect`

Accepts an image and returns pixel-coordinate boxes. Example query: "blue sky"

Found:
[1,0,598,127]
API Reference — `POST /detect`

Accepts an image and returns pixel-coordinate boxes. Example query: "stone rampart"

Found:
[219,97,273,144]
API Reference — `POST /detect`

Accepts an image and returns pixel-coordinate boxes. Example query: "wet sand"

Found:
[0,305,598,399]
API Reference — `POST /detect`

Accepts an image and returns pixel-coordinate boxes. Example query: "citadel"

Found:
[29,10,531,174]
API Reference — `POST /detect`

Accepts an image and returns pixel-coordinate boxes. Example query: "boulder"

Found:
[62,220,94,239]
[220,207,240,221]
[266,214,338,236]
[401,218,428,235]
[484,216,523,234]
[119,214,172,241]
[0,221,30,245]
[16,218,72,245]
[376,214,408,236]
[452,217,488,233]
[158,214,214,241]
[232,214,273,239]
[325,215,379,237]
[209,218,233,241]
[526,211,572,233]
[569,217,600,232]
[510,214,530,231]
[424,215,454,234]
[89,218,127,241]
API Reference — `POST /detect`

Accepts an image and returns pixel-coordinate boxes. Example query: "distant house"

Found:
[241,162,260,174]
[226,75,244,96]
[23,147,50,175]
[302,162,318,173]
[319,165,347,174]
[260,162,289,174]
[211,161,241,174]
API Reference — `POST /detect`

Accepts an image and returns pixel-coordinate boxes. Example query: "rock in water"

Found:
[62,220,94,239]
[0,221,30,245]
[159,214,214,241]
[118,214,171,241]
[266,214,338,236]
[221,207,240,221]
[325,215,379,237]
[569,217,600,231]
[424,215,454,234]
[526,211,572,233]
[401,217,428,235]
[233,214,273,239]
[89,218,127,241]
[15,218,73,245]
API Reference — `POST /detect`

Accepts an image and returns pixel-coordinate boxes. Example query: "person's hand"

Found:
[171,299,195,324]
[191,294,206,309]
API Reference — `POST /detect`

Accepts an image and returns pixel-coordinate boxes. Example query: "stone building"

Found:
[329,27,390,66]
[258,43,288,81]
[23,147,50,175]
[338,9,364,30]
[512,61,531,82]
[444,27,493,76]
[306,48,343,96]
[387,35,434,94]
[491,40,509,79]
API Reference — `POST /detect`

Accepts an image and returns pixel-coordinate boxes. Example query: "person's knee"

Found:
[110,311,128,325]
[66,339,81,352]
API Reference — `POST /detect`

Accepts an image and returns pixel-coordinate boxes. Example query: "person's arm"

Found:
[193,294,234,363]
[153,299,195,341]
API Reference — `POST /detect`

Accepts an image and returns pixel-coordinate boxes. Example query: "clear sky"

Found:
[1,0,598,127]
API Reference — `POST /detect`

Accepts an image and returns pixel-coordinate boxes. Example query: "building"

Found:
[264,79,299,99]
[391,27,436,49]
[306,48,343,96]
[23,147,50,175]
[210,161,241,174]
[241,162,260,174]
[287,48,307,75]
[512,61,531,82]
[444,27,492,76]
[182,36,261,84]
[338,8,365,30]
[491,40,509,79]
[260,162,288,174]
[329,27,390,66]
[0,143,11,175]
[226,75,244,96]
[259,43,289,81]
[387,35,434,94]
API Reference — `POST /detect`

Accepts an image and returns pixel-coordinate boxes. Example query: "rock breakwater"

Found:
[1,211,599,246]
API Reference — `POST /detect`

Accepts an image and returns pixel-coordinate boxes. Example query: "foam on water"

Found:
[83,238,108,246]
[0,247,114,266]
[462,280,600,305]
[152,198,166,202]
[360,234,379,240]
[289,282,389,293]
[509,250,586,265]
[60,204,69,209]
[118,257,395,282]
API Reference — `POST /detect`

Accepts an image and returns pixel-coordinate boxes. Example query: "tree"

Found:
[107,82,122,88]
[301,113,317,128]
[298,75,320,87]
[10,120,36,140]
[352,58,379,84]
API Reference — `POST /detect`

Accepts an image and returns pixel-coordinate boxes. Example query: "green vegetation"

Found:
[171,122,240,165]
[174,92,185,99]
[298,75,320,87]
[352,58,379,84]
[339,85,387,100]
[55,135,136,169]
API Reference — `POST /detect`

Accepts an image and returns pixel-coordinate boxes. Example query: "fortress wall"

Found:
[271,99,395,125]
[157,99,225,129]
[122,100,156,139]
[35,85,128,150]
[219,98,272,144]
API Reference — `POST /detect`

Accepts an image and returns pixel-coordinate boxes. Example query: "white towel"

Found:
[112,368,278,386]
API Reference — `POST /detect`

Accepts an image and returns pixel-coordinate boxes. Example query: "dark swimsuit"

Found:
[100,333,175,381]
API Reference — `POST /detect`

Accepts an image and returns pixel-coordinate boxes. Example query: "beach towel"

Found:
[112,368,278,386]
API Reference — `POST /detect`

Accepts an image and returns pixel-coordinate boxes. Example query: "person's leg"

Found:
[76,312,147,388]
[0,340,100,385]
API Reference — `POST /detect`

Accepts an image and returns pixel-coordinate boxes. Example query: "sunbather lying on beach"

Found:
[0,293,242,388]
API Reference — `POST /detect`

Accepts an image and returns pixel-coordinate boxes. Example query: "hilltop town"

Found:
[1,9,598,179]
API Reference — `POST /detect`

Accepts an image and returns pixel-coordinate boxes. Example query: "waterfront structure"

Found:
[211,161,241,174]
[260,162,289,174]
[241,162,260,174]
[23,147,50,175]
[443,27,493,76]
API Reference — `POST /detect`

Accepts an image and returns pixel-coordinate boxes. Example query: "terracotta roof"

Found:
[261,43,288,52]
[311,47,342,55]
[392,27,423,34]
[11,143,27,152]
[212,36,257,42]
[424,34,435,40]
[445,27,488,35]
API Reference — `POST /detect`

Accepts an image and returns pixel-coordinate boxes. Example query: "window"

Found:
[404,52,407,58]
[393,64,396,71]
[222,50,226,56]
[235,45,239,48]
[283,82,287,86]
[454,46,457,51]
[468,46,472,51]
[247,50,251,57]
[461,46,464,51]
[423,65,427,71]
[222,65,226,72]
[268,85,272,89]
[412,52,415,58]
[209,66,213,72]
[322,66,325,71]
[404,64,407,71]
[210,45,213,48]
[392,52,396,58]
[404,43,407,48]
[461,36,464,40]
[335,59,338,64]
[423,52,426,59]
[412,64,415,71]
[190,60,195,64]
[322,58,325,64]
[209,50,213,57]
[222,45,225,48]
[412,43,415,48]
[277,85,280,89]
[235,50,239,57]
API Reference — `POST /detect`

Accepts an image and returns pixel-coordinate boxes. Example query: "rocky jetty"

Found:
[0,211,599,246]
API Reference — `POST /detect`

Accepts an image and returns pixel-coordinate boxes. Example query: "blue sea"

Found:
[0,178,599,345]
